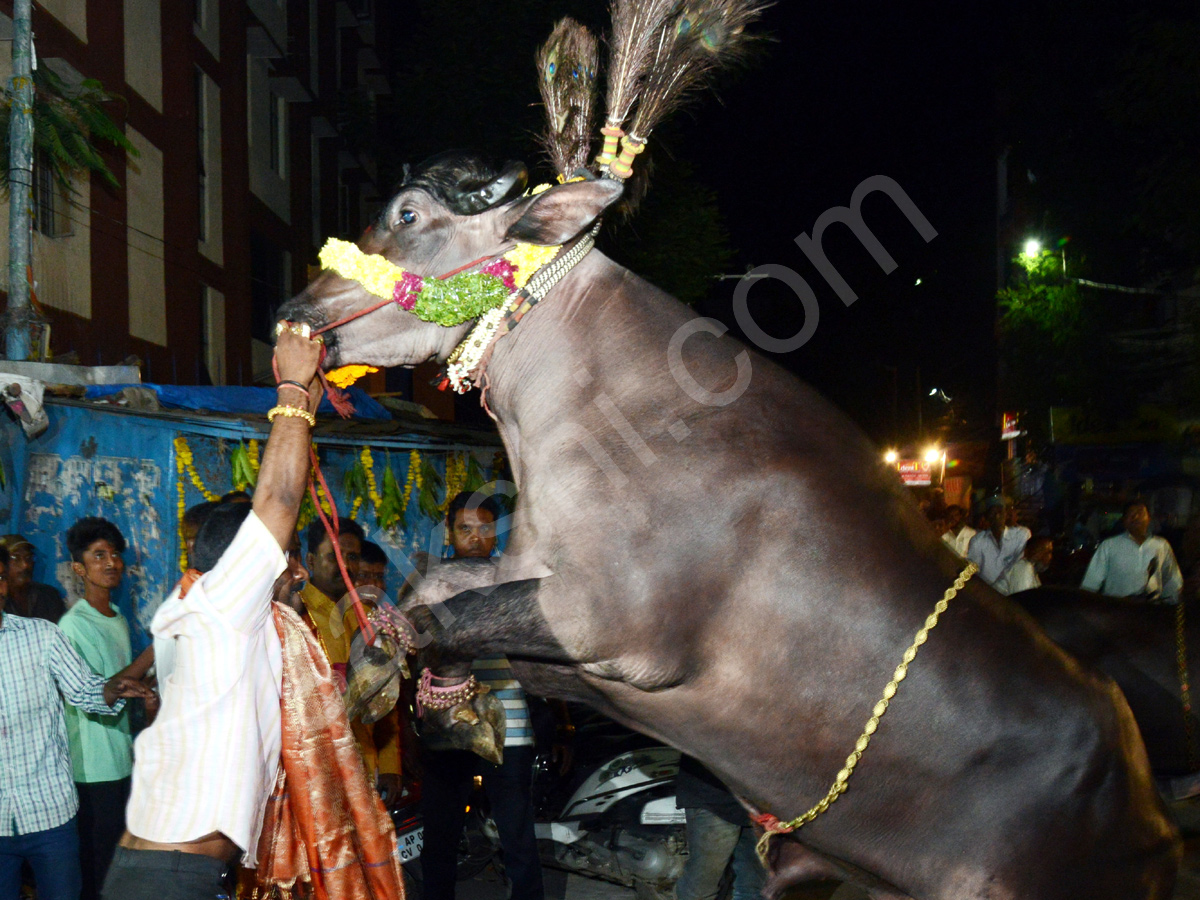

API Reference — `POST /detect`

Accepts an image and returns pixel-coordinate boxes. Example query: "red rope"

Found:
[307,445,375,644]
[270,340,374,644]
[312,298,393,337]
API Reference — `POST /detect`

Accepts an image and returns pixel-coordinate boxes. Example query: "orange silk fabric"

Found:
[250,603,406,900]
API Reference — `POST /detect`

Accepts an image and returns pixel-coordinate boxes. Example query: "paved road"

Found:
[454,861,636,900]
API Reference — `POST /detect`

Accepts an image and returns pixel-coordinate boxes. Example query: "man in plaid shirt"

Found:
[0,544,153,900]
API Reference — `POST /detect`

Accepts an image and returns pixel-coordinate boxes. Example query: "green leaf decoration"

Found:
[377,465,405,530]
[230,442,257,490]
[411,271,513,326]
[417,454,444,523]
[343,456,368,506]
[463,454,485,494]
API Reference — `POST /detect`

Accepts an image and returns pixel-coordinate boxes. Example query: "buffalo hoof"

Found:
[422,687,507,765]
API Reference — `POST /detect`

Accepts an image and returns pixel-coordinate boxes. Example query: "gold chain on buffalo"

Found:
[754,563,979,864]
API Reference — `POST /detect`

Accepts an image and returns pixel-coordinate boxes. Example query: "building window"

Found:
[196,69,207,241]
[250,231,286,344]
[199,284,225,385]
[268,94,286,176]
[33,152,70,238]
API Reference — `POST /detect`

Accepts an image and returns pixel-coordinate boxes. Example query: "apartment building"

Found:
[0,0,396,385]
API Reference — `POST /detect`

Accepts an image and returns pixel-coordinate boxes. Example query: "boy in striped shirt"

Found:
[420,492,544,900]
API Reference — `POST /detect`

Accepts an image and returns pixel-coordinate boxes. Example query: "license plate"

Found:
[398,826,424,862]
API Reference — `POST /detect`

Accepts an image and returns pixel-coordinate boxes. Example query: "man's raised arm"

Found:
[253,327,324,551]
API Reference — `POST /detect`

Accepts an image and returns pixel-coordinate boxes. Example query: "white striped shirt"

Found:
[472,656,533,747]
[0,615,122,835]
[126,511,285,865]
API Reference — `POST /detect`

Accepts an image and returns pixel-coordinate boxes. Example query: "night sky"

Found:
[684,1,999,444]
[388,1,1192,446]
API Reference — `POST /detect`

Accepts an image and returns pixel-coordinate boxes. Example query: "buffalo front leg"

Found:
[410,579,567,764]
[410,578,570,664]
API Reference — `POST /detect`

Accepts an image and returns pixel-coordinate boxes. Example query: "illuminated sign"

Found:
[1001,412,1021,441]
[896,460,933,486]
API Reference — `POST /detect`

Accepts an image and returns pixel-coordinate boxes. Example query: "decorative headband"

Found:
[317,238,561,328]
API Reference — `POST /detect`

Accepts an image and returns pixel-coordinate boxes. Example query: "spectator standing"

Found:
[996,537,1053,595]
[300,518,403,803]
[1006,504,1033,543]
[0,545,152,900]
[58,518,136,900]
[674,756,765,900]
[967,497,1029,588]
[357,540,388,592]
[0,534,65,622]
[942,505,975,558]
[1082,501,1183,603]
[179,502,219,570]
[420,491,548,900]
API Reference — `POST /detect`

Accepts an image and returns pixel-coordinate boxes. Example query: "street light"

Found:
[1022,238,1042,259]
[923,447,943,465]
[884,449,898,465]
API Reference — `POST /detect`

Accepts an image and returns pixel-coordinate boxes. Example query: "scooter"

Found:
[532,716,687,900]
[391,710,689,900]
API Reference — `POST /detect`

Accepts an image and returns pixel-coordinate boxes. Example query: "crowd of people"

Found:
[925,493,1185,603]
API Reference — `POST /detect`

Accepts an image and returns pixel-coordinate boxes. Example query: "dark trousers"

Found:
[0,817,81,900]
[420,745,544,900]
[76,778,130,900]
[101,847,229,900]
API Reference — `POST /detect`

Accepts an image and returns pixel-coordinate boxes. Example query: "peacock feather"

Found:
[628,0,767,143]
[536,18,601,178]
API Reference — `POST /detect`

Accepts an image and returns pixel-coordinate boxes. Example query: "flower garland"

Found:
[347,446,382,520]
[438,453,469,516]
[318,238,560,328]
[176,475,188,572]
[444,301,519,393]
[363,448,382,508]
[175,437,220,502]
[327,365,379,389]
[402,449,422,519]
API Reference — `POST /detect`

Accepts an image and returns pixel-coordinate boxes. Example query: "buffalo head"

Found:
[279,151,623,369]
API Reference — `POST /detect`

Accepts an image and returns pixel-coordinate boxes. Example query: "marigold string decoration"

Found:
[317,238,560,329]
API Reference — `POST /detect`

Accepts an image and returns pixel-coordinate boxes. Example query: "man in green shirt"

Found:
[58,517,144,900]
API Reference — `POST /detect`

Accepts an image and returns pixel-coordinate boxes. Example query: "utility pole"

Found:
[5,0,34,360]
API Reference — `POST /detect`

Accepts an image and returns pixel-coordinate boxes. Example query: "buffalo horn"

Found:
[460,161,528,214]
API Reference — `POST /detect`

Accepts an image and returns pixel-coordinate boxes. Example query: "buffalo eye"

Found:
[398,209,418,226]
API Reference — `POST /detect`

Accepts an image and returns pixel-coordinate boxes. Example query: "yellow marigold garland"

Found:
[327,365,379,388]
[363,448,382,506]
[318,239,561,298]
[175,436,220,502]
[176,475,188,572]
[403,450,421,517]
[504,243,561,289]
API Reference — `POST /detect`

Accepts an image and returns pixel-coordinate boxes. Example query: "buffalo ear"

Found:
[504,179,624,245]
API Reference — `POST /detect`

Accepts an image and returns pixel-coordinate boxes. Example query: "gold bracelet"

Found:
[267,405,316,427]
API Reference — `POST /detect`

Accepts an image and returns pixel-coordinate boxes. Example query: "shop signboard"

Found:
[896,459,932,486]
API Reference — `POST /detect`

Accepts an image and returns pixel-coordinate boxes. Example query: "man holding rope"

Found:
[103,324,404,900]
